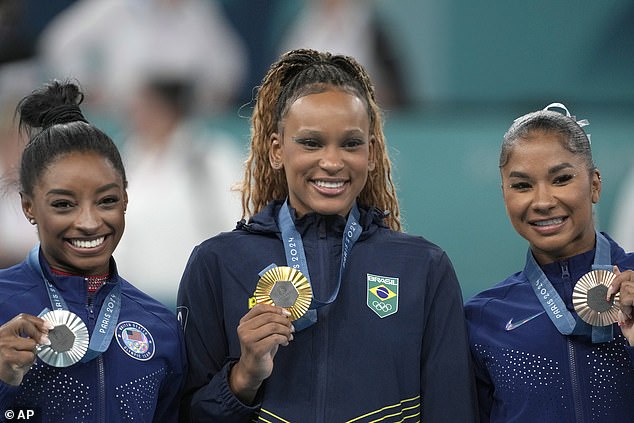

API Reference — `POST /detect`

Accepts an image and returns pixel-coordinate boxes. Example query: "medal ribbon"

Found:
[278,200,362,330]
[28,245,122,361]
[524,232,613,343]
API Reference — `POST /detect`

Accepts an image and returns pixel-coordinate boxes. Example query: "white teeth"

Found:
[533,218,564,226]
[315,180,344,189]
[71,237,105,248]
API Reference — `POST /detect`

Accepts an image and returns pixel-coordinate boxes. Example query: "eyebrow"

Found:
[508,162,575,179]
[293,128,366,138]
[46,183,122,196]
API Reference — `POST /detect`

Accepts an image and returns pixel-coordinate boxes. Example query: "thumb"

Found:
[607,265,621,300]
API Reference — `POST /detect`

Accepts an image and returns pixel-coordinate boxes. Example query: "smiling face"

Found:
[270,89,375,217]
[21,151,127,275]
[501,130,601,264]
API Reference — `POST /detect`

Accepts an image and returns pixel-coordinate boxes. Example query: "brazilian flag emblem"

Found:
[367,273,399,318]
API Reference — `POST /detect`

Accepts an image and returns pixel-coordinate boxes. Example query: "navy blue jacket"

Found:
[0,250,186,423]
[177,201,477,422]
[465,233,634,423]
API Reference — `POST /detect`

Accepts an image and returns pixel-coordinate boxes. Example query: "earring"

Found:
[29,218,36,225]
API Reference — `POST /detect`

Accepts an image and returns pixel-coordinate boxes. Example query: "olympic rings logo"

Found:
[372,300,393,312]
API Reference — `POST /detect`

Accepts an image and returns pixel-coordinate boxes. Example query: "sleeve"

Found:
[420,251,479,422]
[464,299,494,423]
[0,381,20,417]
[176,246,260,423]
[152,323,188,423]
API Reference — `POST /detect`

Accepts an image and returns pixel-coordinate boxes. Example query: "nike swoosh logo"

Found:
[505,311,546,331]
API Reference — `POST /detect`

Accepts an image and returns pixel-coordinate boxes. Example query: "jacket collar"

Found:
[32,248,121,305]
[237,200,387,240]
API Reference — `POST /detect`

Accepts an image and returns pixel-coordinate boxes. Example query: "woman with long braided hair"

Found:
[177,49,476,422]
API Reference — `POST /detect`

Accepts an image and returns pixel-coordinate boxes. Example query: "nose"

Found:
[319,146,344,173]
[75,206,101,232]
[532,183,557,212]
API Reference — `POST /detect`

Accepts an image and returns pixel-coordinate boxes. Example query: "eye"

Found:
[508,181,531,191]
[294,138,321,149]
[99,196,121,208]
[342,138,364,149]
[553,173,575,185]
[51,200,74,209]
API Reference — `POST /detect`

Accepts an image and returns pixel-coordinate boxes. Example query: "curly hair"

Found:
[240,49,401,231]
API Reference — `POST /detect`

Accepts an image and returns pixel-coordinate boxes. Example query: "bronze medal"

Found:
[37,310,89,367]
[255,266,313,320]
[572,269,620,327]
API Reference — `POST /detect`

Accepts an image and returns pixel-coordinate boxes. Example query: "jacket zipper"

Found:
[315,218,329,422]
[97,355,106,423]
[87,291,106,423]
[561,262,584,422]
[567,338,584,422]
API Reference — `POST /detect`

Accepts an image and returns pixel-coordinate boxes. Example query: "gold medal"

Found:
[255,266,313,321]
[37,310,89,367]
[572,269,620,327]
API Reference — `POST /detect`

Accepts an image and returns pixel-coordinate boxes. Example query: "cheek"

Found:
[502,191,517,214]
[503,195,529,223]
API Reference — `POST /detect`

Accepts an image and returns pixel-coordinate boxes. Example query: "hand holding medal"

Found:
[228,266,310,403]
[606,267,634,346]
[0,314,53,386]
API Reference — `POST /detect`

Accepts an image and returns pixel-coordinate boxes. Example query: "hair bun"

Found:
[18,80,88,131]
[39,104,87,129]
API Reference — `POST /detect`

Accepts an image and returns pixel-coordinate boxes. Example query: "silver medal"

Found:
[37,310,89,367]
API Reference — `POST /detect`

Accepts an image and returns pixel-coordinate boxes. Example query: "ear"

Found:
[123,190,129,212]
[591,169,601,204]
[269,133,283,170]
[20,192,35,223]
[367,135,376,172]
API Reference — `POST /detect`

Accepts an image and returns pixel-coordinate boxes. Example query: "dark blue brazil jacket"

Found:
[177,201,477,422]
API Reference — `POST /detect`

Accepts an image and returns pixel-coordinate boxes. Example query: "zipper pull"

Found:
[561,261,570,279]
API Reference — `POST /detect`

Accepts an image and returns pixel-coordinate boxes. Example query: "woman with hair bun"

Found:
[177,49,477,422]
[0,80,186,422]
[465,103,634,422]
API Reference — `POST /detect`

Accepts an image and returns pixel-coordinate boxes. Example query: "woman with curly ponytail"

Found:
[178,49,476,422]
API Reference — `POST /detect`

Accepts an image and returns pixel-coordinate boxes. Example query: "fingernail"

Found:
[45,322,55,330]
[289,334,294,342]
[291,324,296,333]
[281,309,291,317]
[40,335,51,346]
